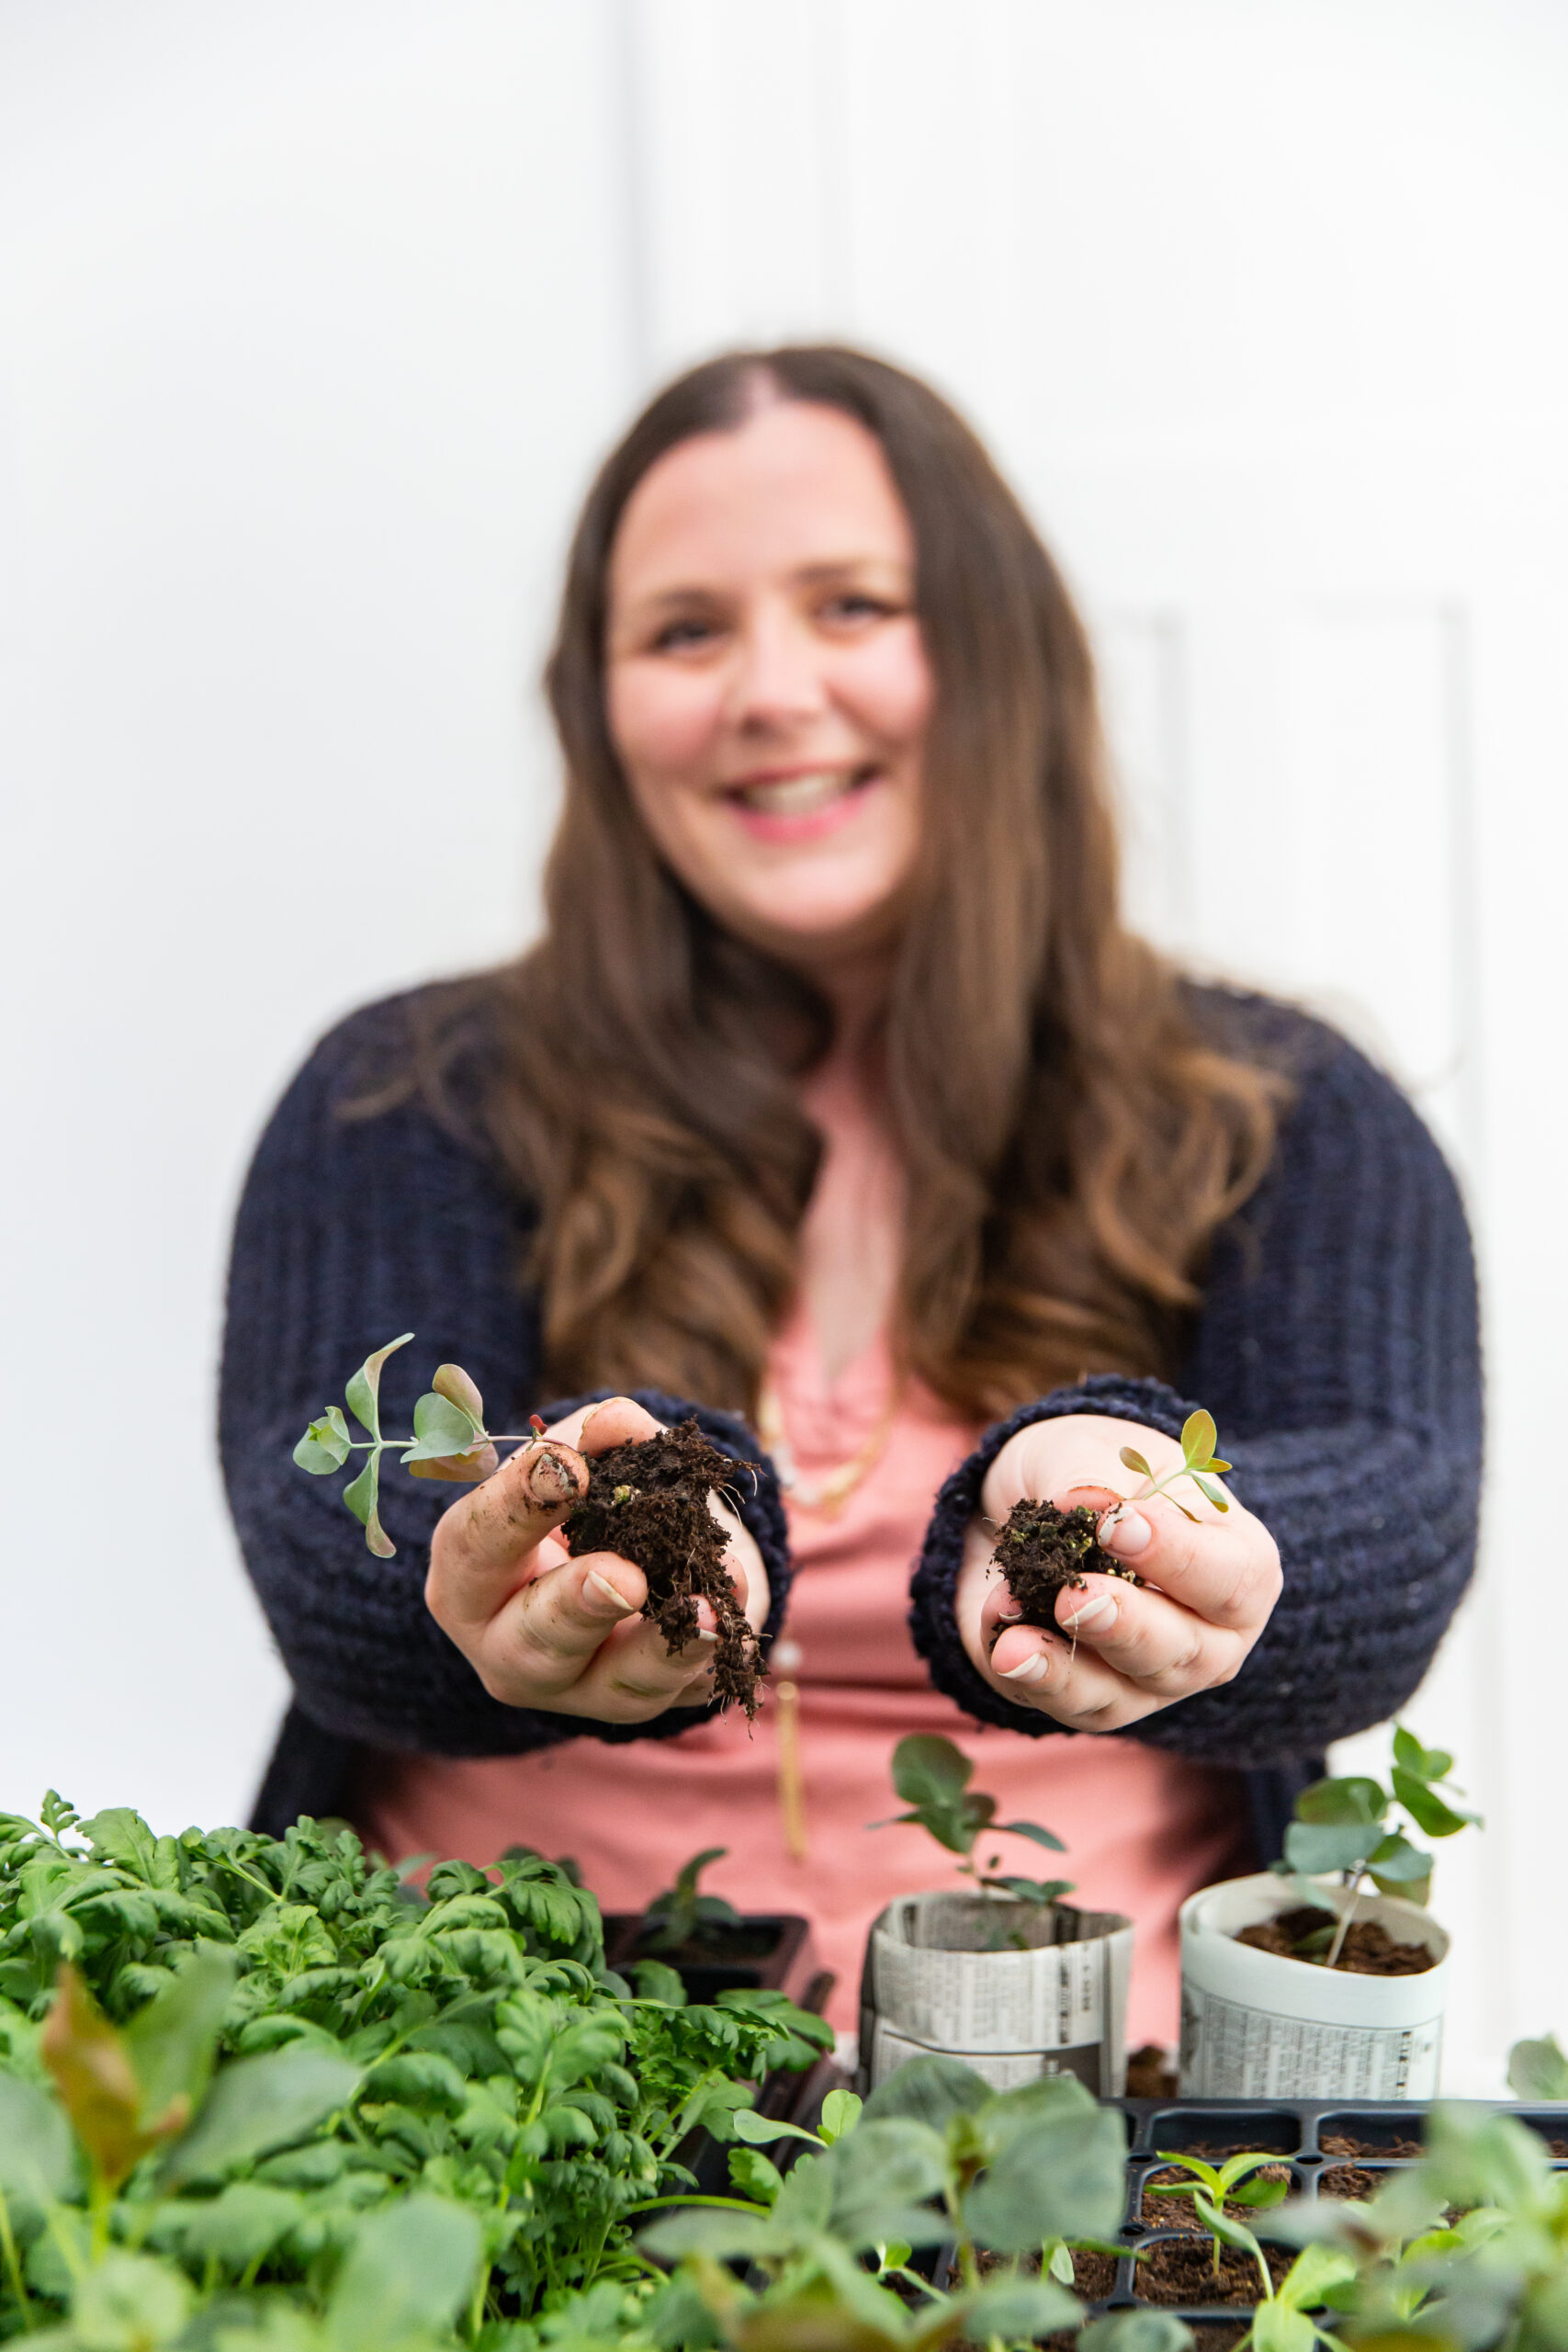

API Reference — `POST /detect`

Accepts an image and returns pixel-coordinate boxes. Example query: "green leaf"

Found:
[81,1806,160,1880]
[728,2144,784,2206]
[996,1817,1066,1853]
[431,1363,486,1428]
[1192,2190,1265,2258]
[1282,1818,1382,1876]
[1366,1830,1434,1883]
[1392,1768,1479,1838]
[966,2272,1083,2341]
[1296,1776,1386,1826]
[177,2180,303,2270]
[70,2251,191,2352]
[860,2052,990,2130]
[890,1734,972,1810]
[402,1391,481,1464]
[342,1452,395,1559]
[730,2107,823,2147]
[327,2194,482,2352]
[1231,2175,1290,2211]
[964,2102,1128,2251]
[1120,1447,1155,1478]
[293,1408,352,1475]
[819,2087,862,2143]
[1048,2239,1076,2283]
[344,1332,413,1440]
[1250,2308,1315,2352]
[162,2046,361,2186]
[1276,2243,1359,2311]
[825,2118,951,2250]
[1392,1725,1452,1782]
[1078,2316,1194,2352]
[1508,2033,1568,2100]
[1181,1409,1218,1465]
[983,1874,1076,1905]
[637,2208,772,2263]
[124,1944,236,2126]
[0,2072,74,2205]
[1190,1474,1231,1512]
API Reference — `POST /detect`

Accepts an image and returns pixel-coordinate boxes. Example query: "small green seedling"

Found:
[872,1735,1075,1907]
[1118,1409,1232,1522]
[293,1332,551,1556]
[1507,2032,1568,2099]
[1190,2201,1356,2352]
[1271,1725,1479,1966]
[1146,2150,1291,2266]
[639,1848,742,1954]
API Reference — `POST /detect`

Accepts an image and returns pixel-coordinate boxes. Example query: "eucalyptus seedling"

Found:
[1270,1726,1479,1967]
[873,1735,1074,1907]
[1145,2149,1291,2262]
[294,1333,550,1556]
[1117,1410,1233,1522]
[1188,2202,1356,2352]
[638,1849,743,1956]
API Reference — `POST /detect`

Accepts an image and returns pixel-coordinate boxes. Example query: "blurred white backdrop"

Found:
[4,0,1566,2088]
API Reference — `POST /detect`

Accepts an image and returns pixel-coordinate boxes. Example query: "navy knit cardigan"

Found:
[220,987,1482,1864]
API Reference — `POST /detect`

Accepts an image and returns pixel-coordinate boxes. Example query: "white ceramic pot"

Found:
[857,1889,1134,2097]
[1179,1871,1450,2099]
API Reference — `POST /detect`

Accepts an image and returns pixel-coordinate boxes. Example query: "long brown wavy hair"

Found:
[420,346,1284,1422]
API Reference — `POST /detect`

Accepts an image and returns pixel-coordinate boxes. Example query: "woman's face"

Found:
[604,400,931,980]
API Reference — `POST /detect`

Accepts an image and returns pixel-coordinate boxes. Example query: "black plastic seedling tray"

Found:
[1060,2097,1568,2335]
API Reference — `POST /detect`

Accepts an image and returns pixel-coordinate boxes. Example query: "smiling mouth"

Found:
[724,764,877,816]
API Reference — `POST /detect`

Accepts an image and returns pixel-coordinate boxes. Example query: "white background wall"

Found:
[4,0,1565,2089]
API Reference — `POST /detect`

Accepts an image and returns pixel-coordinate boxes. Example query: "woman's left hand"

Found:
[955,1412,1281,1731]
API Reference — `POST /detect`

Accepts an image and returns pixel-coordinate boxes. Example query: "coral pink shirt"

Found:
[355,1310,1249,2045]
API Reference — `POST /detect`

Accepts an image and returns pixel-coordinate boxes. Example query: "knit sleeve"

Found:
[908,1013,1482,1767]
[219,992,790,1758]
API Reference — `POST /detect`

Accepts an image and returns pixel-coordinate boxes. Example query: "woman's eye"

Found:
[821,593,893,625]
[651,616,718,651]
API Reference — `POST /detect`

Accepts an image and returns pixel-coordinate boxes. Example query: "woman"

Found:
[220,346,1480,2045]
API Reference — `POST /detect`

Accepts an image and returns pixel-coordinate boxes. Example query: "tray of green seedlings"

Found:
[1060,2097,1568,2343]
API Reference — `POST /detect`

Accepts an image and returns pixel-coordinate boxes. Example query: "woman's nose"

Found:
[724,608,829,733]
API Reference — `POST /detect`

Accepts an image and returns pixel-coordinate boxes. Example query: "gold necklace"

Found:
[755,1374,902,1518]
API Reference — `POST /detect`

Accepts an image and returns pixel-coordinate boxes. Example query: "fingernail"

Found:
[525,1447,578,1508]
[583,1569,637,1619]
[1102,1508,1151,1557]
[694,1628,719,1645]
[1000,1652,1051,1687]
[1064,1589,1117,1634]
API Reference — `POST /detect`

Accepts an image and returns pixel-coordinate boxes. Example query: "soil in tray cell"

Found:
[1317,2116,1424,2160]
[1135,2237,1295,2306]
[1140,2164,1294,2223]
[1146,2109,1302,2158]
[1235,1905,1434,1976]
[970,2250,1120,2299]
[1517,2117,1568,2159]
[1319,2163,1393,2201]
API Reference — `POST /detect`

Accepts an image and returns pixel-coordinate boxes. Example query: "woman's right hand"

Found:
[424,1396,769,1722]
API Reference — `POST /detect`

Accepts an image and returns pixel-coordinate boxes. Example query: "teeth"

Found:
[735,769,853,815]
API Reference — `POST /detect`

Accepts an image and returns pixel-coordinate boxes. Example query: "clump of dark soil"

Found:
[1126,2041,1179,2098]
[1318,2164,1384,2200]
[1320,2128,1423,2160]
[1141,2165,1292,2223]
[1235,1903,1435,1977]
[1136,2239,1293,2306]
[967,2250,1118,2300]
[990,1498,1145,1630]
[561,1417,761,1713]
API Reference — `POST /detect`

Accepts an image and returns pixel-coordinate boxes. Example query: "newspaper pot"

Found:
[1179,1871,1450,2100]
[856,1888,1134,2097]
[602,1911,822,2007]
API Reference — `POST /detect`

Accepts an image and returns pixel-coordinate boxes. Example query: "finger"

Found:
[1095,1490,1280,1633]
[1048,1573,1247,1699]
[479,1548,651,1700]
[547,1395,665,1453]
[429,1434,590,1624]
